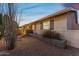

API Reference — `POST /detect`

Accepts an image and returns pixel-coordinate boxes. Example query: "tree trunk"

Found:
[3,3,17,50]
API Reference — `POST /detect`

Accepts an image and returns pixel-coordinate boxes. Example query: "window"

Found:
[77,11,79,24]
[40,22,43,30]
[67,11,79,30]
[32,24,35,30]
[43,21,50,30]
[50,19,54,30]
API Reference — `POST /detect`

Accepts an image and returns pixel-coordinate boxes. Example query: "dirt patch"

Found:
[1,36,79,56]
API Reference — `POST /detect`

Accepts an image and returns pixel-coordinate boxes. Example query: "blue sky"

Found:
[16,3,79,26]
[16,3,66,26]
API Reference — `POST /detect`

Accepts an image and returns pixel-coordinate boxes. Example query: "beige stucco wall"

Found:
[54,13,79,48]
[58,30,79,48]
[35,22,41,34]
[34,20,50,34]
[54,14,67,31]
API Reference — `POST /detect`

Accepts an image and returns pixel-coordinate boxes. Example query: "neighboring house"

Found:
[21,8,79,48]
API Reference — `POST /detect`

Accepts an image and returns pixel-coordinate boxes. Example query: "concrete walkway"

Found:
[1,36,79,56]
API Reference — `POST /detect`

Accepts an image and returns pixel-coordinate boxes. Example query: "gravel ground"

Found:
[0,36,79,56]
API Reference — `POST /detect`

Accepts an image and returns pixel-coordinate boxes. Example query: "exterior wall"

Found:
[54,14,67,31]
[59,30,79,48]
[34,20,51,34]
[35,22,42,34]
[64,12,79,48]
[54,11,79,48]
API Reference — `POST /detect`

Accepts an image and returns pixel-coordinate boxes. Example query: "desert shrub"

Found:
[51,31,62,40]
[42,30,51,39]
[26,29,33,35]
[42,30,62,40]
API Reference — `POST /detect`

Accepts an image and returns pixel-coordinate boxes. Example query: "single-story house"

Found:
[21,8,79,48]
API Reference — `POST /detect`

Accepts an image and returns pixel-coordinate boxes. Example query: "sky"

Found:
[15,3,79,26]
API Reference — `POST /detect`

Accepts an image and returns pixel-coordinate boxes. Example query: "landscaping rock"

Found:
[51,39,67,48]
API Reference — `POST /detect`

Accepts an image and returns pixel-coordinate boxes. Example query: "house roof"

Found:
[21,8,77,27]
